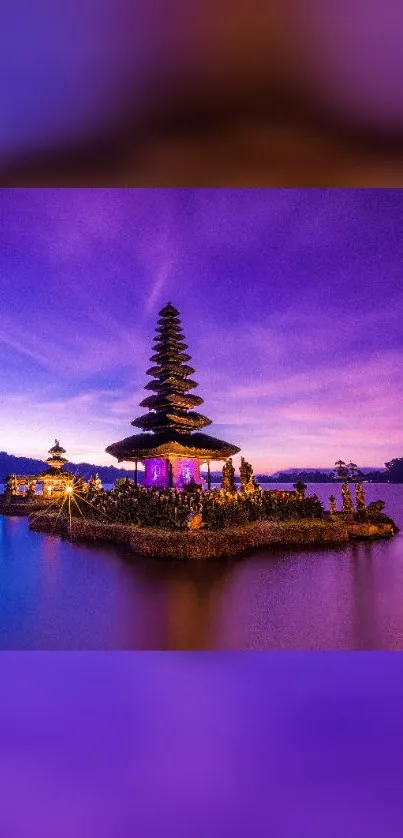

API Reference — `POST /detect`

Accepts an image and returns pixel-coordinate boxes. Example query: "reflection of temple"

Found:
[118,557,234,650]
[8,440,73,497]
[349,542,380,649]
[106,303,240,489]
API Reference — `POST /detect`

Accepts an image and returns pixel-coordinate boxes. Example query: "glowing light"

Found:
[66,485,73,494]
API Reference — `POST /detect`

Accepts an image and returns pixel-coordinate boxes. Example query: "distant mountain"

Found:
[269,467,387,483]
[270,467,334,476]
[201,471,240,483]
[204,467,388,485]
[271,471,333,483]
[203,470,336,484]
[0,451,392,485]
[269,467,383,477]
[0,451,135,483]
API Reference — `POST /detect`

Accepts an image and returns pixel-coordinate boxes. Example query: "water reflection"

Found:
[0,503,403,649]
[348,542,377,650]
[116,556,235,649]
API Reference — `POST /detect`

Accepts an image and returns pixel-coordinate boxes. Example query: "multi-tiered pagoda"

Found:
[7,439,72,496]
[106,303,240,488]
[45,440,68,472]
[40,440,73,495]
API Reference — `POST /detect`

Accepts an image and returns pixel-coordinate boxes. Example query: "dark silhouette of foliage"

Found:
[293,480,307,499]
[385,457,403,482]
[69,480,325,530]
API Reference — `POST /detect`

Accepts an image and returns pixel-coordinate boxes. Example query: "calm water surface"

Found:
[1,483,402,649]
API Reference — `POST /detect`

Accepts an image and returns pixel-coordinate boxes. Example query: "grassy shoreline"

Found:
[27,514,397,560]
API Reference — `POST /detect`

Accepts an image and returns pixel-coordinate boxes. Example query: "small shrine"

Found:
[40,440,73,496]
[106,302,240,488]
[7,440,73,497]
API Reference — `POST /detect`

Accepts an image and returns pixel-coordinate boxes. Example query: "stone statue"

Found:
[222,458,236,493]
[240,457,257,493]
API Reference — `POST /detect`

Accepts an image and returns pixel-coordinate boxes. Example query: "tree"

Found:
[71,476,87,500]
[293,480,307,499]
[87,477,100,504]
[222,458,236,493]
[334,460,349,479]
[385,457,403,482]
[87,475,102,498]
[346,462,364,481]
[4,474,17,502]
[366,500,386,519]
[5,474,18,495]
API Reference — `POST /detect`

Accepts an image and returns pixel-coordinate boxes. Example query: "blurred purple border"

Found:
[0,653,402,837]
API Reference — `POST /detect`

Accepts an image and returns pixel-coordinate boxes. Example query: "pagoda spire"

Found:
[45,439,68,471]
[132,302,212,435]
[106,302,240,483]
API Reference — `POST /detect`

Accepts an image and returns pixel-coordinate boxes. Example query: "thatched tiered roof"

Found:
[45,439,68,471]
[132,302,212,434]
[106,302,240,462]
[106,431,239,462]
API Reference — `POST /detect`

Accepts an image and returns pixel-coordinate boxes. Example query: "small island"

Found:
[1,303,398,559]
[28,491,397,560]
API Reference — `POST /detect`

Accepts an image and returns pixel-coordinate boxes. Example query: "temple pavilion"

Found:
[106,302,240,489]
[41,440,74,496]
[8,440,73,496]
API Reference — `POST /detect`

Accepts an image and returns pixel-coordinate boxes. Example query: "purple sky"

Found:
[1,188,403,471]
[1,653,403,837]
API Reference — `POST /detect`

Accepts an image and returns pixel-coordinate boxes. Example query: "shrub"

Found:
[68,480,325,530]
[366,500,387,523]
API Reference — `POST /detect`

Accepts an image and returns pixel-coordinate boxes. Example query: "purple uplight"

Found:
[143,457,202,488]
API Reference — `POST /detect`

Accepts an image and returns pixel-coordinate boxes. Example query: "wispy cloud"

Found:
[1,189,403,469]
[145,258,174,316]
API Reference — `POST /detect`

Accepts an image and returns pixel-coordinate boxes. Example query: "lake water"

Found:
[0,482,402,649]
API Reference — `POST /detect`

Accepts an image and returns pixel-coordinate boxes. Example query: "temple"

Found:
[106,302,240,488]
[45,439,68,473]
[7,440,73,497]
